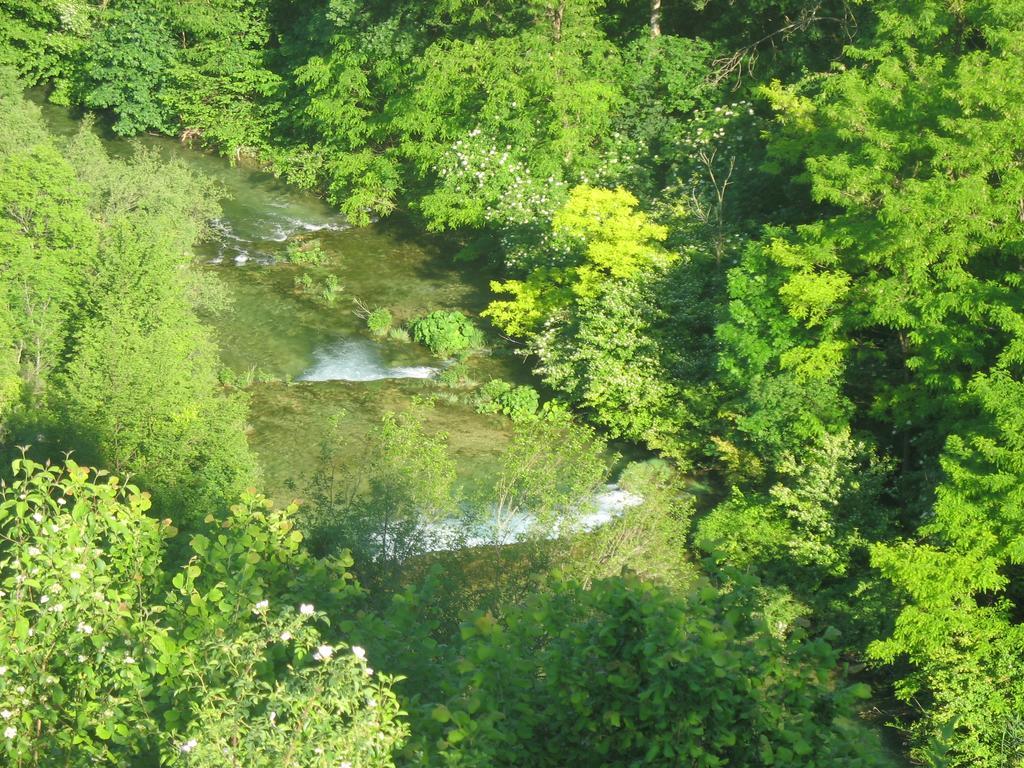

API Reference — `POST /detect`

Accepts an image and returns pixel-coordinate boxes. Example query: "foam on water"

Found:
[425,483,646,552]
[580,485,645,530]
[210,214,348,249]
[298,339,439,382]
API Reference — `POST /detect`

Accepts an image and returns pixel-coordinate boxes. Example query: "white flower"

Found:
[364,667,373,676]
[77,622,93,635]
[180,738,198,753]
[340,762,352,768]
[351,646,366,660]
[39,595,49,604]
[32,513,43,523]
[57,498,66,506]
[27,546,40,557]
[124,656,135,665]
[252,599,269,614]
[70,570,81,580]
[0,710,11,720]
[299,603,315,616]
[268,711,277,725]
[279,631,292,642]
[313,644,333,661]
[0,665,7,675]
[4,726,15,739]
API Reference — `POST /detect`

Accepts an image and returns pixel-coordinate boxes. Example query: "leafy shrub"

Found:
[410,311,484,358]
[475,379,539,423]
[617,458,674,494]
[319,274,342,305]
[366,307,393,337]
[293,272,316,293]
[388,326,411,343]
[0,459,407,767]
[0,459,168,766]
[283,238,327,265]
[437,362,473,388]
[424,574,889,768]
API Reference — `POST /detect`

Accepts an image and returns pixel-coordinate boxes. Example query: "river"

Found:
[35,96,540,498]
[36,99,643,534]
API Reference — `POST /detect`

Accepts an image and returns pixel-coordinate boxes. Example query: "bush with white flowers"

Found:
[0,459,407,768]
[0,459,166,765]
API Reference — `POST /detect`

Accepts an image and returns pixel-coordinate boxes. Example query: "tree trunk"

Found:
[650,0,662,38]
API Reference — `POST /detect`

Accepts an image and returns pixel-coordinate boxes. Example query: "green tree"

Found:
[566,459,695,589]
[54,136,256,521]
[714,2,1024,762]
[0,81,256,521]
[425,573,891,768]
[0,458,408,767]
[0,0,92,101]
[0,305,20,432]
[81,0,177,135]
[487,185,670,333]
[305,406,462,585]
[0,115,97,393]
[487,186,687,452]
[871,372,1024,768]
[466,408,607,606]
[163,0,282,158]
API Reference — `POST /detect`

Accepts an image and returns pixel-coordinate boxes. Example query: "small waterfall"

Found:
[425,483,646,552]
[298,339,438,382]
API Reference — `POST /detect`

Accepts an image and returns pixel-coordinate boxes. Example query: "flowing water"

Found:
[36,97,544,498]
[37,98,642,532]
[191,211,535,498]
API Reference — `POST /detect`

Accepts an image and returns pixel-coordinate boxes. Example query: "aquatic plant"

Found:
[411,311,484,358]
[318,275,343,305]
[437,361,473,388]
[283,238,327,265]
[387,326,411,343]
[366,307,393,337]
[293,272,316,293]
[475,379,539,423]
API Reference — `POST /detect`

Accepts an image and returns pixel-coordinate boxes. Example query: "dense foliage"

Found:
[424,574,882,768]
[0,458,405,767]
[2,0,1023,765]
[410,311,484,359]
[0,72,255,523]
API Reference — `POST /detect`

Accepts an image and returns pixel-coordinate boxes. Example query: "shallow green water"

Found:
[203,221,528,498]
[37,97,531,499]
